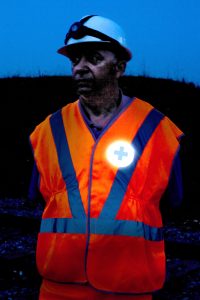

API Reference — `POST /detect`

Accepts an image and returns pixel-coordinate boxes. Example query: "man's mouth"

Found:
[73,79,94,96]
[75,78,93,87]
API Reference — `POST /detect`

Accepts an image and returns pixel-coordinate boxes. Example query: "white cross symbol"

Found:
[114,146,128,161]
[106,140,135,168]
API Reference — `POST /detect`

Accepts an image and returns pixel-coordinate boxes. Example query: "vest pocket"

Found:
[86,234,165,293]
[36,231,87,283]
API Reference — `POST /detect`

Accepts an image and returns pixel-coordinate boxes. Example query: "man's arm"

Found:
[160,151,184,222]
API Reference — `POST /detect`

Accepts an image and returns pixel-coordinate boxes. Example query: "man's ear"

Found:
[115,60,126,78]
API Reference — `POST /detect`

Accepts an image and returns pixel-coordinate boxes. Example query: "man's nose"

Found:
[72,56,90,78]
[74,56,89,70]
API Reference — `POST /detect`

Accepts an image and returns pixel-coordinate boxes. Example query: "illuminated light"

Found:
[106,140,135,168]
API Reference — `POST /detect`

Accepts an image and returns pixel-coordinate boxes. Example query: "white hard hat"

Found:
[57,15,132,61]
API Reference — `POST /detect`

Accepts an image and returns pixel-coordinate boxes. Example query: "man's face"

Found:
[69,46,121,97]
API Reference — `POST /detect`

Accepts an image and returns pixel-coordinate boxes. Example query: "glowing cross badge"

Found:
[106,140,135,168]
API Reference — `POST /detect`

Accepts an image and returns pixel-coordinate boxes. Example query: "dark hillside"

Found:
[0,75,198,217]
[0,75,199,299]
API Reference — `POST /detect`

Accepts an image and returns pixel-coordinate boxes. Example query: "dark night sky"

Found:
[1,0,200,86]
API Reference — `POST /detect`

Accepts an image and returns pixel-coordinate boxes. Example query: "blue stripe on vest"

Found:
[50,110,86,219]
[99,108,164,219]
[40,218,163,241]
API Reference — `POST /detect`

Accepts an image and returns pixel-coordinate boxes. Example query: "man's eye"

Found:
[70,52,104,66]
[70,56,81,65]
[88,53,103,65]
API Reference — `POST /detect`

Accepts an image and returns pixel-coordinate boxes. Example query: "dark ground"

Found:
[0,198,199,300]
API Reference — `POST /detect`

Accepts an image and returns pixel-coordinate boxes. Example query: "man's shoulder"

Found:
[32,100,78,132]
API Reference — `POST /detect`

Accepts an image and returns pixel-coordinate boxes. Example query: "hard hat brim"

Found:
[57,41,132,61]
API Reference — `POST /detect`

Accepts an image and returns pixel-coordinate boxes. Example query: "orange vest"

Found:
[30,97,183,295]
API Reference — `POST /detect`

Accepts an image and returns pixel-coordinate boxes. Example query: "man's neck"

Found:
[80,89,122,128]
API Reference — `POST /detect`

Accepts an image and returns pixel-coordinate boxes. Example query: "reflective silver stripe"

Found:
[40,218,163,241]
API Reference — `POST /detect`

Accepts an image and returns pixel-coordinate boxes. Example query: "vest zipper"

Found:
[84,141,98,280]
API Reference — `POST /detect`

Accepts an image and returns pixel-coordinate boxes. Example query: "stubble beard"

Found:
[78,78,120,116]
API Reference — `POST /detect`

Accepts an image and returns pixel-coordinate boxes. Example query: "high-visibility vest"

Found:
[30,97,183,295]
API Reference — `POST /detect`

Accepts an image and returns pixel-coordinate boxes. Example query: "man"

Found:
[29,15,184,300]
